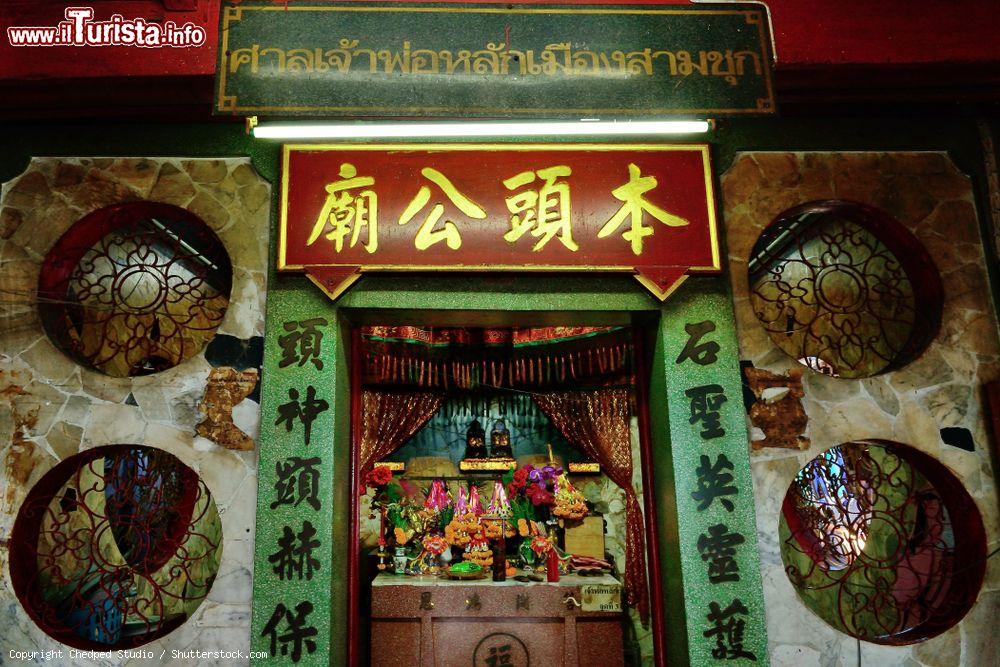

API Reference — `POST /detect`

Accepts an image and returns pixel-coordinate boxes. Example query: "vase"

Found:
[393,547,408,574]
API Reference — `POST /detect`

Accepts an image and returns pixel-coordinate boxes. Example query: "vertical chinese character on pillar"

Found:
[261,601,319,663]
[253,312,335,663]
[660,282,769,664]
[275,386,329,446]
[269,520,322,581]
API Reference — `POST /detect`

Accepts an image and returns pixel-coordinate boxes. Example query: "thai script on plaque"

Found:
[581,583,622,612]
[228,40,763,86]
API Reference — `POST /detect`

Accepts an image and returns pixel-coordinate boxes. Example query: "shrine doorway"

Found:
[350,321,657,666]
[251,274,767,667]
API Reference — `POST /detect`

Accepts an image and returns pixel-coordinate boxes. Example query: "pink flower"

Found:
[526,483,554,507]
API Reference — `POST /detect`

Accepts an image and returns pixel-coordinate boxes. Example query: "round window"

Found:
[37,202,232,377]
[779,441,985,644]
[9,446,222,649]
[748,200,942,378]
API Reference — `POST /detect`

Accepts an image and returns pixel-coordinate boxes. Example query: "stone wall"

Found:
[722,152,1000,666]
[0,157,269,665]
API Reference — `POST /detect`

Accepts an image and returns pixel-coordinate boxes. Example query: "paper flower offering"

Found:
[487,480,511,517]
[454,485,468,516]
[424,479,450,512]
[468,484,484,515]
[552,473,588,521]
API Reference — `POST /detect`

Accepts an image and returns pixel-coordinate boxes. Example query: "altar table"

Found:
[370,573,626,667]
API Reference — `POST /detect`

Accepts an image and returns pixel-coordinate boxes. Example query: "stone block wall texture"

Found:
[723,151,1000,666]
[0,157,269,665]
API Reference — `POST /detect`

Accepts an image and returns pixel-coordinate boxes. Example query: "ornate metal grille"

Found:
[37,202,232,377]
[748,201,941,379]
[9,446,222,649]
[780,441,985,644]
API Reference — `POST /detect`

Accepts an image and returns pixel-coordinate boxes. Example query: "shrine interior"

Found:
[354,323,654,665]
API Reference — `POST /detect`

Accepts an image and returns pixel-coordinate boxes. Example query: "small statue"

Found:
[490,419,514,459]
[464,419,488,459]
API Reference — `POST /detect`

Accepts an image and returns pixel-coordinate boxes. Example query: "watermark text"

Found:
[7,7,207,48]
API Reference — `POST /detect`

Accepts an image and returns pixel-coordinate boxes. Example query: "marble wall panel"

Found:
[0,158,269,666]
[723,151,1000,667]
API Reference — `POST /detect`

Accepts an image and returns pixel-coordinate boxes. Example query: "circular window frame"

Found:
[9,445,223,650]
[778,440,986,645]
[748,199,944,379]
[36,201,233,378]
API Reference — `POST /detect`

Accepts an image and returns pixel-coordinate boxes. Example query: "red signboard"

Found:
[279,143,720,300]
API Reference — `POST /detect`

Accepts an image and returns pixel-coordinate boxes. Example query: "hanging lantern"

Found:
[490,418,514,459]
[464,418,488,459]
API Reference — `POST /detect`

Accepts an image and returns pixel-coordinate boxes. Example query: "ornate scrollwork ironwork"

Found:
[37,202,232,377]
[779,441,985,645]
[748,201,941,379]
[9,446,222,649]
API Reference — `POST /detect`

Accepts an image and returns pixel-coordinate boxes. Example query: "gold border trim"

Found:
[216,5,775,116]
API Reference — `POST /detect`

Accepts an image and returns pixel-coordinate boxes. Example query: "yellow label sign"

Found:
[581,583,622,613]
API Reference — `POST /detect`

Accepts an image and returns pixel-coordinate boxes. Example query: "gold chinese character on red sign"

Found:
[399,167,487,250]
[502,165,577,252]
[307,163,377,253]
[598,163,689,255]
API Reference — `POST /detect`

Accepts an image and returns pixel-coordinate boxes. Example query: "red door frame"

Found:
[345,322,668,666]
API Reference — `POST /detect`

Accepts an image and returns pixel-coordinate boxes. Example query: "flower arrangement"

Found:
[463,537,493,569]
[519,463,560,507]
[444,511,478,548]
[552,473,588,521]
[530,535,553,557]
[422,534,448,556]
[368,458,591,577]
[502,461,590,523]
[363,465,394,490]
[507,466,530,495]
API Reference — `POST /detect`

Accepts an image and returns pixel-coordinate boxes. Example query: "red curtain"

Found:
[532,388,649,626]
[359,390,444,478]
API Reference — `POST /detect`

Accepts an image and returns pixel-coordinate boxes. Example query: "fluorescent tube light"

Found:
[251,119,711,140]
